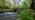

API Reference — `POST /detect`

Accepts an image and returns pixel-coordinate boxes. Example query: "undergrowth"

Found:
[17,9,33,20]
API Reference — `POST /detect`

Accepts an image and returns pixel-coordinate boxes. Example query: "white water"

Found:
[0,12,18,20]
[0,12,18,16]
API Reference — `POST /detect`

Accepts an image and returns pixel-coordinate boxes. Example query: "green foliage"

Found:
[17,0,33,20]
[0,2,3,6]
[20,0,32,8]
[18,9,33,20]
[0,0,32,11]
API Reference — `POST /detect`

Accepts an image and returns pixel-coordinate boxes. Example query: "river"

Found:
[0,12,18,20]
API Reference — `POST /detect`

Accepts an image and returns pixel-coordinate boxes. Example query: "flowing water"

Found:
[0,12,18,20]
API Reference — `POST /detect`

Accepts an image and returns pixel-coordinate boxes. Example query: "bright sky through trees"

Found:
[7,0,25,4]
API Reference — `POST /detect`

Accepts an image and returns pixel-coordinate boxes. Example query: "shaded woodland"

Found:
[0,0,35,20]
